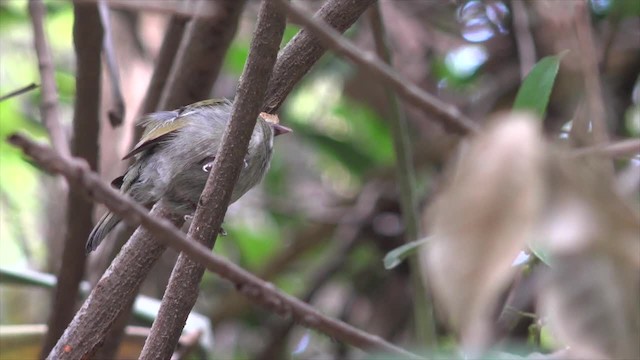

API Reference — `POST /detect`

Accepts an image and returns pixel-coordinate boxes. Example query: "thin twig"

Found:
[28,0,70,158]
[98,0,125,127]
[0,83,39,102]
[139,0,286,358]
[368,3,437,346]
[8,133,421,359]
[274,0,480,135]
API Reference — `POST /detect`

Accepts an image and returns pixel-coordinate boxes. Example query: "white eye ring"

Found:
[202,162,213,172]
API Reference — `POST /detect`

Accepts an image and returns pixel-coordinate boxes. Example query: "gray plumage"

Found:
[86,99,288,253]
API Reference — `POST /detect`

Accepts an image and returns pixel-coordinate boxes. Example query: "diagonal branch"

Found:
[263,0,376,113]
[274,0,480,135]
[8,133,420,359]
[139,0,286,357]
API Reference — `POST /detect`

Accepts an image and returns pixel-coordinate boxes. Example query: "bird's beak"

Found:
[271,123,292,137]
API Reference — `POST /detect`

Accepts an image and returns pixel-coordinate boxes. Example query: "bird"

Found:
[86,98,291,253]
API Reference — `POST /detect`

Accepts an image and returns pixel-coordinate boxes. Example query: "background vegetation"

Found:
[0,0,638,359]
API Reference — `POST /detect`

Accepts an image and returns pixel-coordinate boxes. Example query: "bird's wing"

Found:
[123,99,229,160]
[123,114,187,160]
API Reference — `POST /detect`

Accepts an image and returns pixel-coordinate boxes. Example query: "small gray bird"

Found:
[86,99,291,253]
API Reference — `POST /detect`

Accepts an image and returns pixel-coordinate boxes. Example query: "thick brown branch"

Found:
[40,3,104,357]
[139,0,286,357]
[263,0,376,113]
[274,0,480,135]
[8,133,419,359]
[157,0,245,110]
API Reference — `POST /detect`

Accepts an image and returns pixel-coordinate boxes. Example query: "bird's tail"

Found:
[86,212,121,253]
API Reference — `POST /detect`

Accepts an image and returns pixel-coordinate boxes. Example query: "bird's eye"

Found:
[202,162,213,172]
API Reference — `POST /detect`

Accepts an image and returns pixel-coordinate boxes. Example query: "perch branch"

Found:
[139,0,285,357]
[8,133,420,359]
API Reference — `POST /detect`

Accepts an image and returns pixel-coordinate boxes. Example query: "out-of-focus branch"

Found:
[8,133,420,359]
[274,0,480,135]
[40,3,104,357]
[511,0,536,79]
[140,17,188,114]
[171,330,203,360]
[77,0,212,19]
[369,4,436,346]
[571,139,640,159]
[28,0,70,158]
[574,1,610,146]
[98,0,125,126]
[140,0,285,358]
[0,83,39,102]
[263,0,376,113]
[30,0,71,276]
[134,15,189,143]
[157,0,245,110]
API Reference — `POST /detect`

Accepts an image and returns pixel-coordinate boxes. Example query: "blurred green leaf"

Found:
[610,0,640,18]
[227,219,280,269]
[54,70,75,103]
[0,1,27,30]
[223,40,249,75]
[332,99,394,166]
[513,52,566,118]
[281,24,299,46]
[383,237,431,270]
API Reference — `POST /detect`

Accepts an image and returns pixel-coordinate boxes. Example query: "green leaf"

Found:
[383,237,432,270]
[513,52,566,118]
